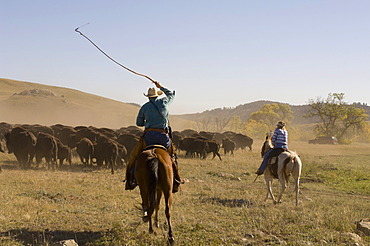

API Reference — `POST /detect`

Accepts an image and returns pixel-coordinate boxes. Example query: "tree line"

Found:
[190,93,369,144]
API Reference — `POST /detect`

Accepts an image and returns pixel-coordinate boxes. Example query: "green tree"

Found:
[249,103,293,129]
[244,119,270,140]
[229,115,244,133]
[305,93,368,142]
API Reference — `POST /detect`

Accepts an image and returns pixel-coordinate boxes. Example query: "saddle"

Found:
[144,144,177,162]
[144,144,168,151]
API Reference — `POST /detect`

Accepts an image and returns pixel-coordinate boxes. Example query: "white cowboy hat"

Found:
[144,87,163,97]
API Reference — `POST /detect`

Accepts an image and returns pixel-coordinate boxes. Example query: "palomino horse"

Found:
[260,136,302,206]
[135,147,175,245]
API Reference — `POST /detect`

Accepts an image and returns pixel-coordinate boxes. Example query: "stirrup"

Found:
[174,178,185,184]
[172,182,180,193]
[125,179,137,190]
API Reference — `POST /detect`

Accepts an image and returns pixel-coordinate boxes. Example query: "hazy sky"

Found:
[2,1,370,114]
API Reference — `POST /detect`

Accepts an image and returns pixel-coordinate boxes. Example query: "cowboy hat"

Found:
[144,87,163,97]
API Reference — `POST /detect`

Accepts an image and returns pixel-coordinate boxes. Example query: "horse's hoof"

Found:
[168,237,175,245]
[143,216,150,223]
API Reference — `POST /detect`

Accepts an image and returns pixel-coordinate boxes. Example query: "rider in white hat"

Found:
[125,81,182,192]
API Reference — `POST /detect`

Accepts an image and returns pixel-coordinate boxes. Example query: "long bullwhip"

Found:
[75,23,156,83]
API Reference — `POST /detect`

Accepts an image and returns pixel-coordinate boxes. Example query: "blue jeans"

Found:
[258,148,285,171]
[143,131,171,149]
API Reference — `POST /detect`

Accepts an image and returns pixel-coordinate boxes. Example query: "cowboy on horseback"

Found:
[255,121,288,175]
[125,81,182,193]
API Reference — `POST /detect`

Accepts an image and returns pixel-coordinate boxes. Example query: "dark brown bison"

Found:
[213,132,226,144]
[93,135,118,174]
[35,132,58,169]
[76,137,94,166]
[4,127,36,168]
[180,129,198,137]
[114,142,128,167]
[55,138,72,166]
[95,127,117,140]
[199,131,215,140]
[76,128,101,144]
[0,122,12,137]
[171,131,184,150]
[180,137,208,159]
[228,133,253,151]
[117,125,143,137]
[57,126,77,146]
[206,140,222,160]
[0,139,6,153]
[117,134,140,157]
[222,138,236,155]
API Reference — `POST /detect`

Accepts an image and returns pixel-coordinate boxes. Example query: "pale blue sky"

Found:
[2,1,370,114]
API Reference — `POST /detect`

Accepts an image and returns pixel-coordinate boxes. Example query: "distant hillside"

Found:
[175,101,313,125]
[2,78,369,132]
[0,78,191,129]
[175,100,370,127]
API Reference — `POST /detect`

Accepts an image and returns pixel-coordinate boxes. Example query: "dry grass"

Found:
[0,141,369,245]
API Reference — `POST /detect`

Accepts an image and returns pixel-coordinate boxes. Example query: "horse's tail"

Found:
[147,157,159,217]
[282,152,299,182]
[282,153,295,183]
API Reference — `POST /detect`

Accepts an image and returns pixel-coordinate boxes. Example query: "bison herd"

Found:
[0,122,254,172]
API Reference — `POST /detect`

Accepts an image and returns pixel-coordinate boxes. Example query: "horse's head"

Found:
[261,138,273,157]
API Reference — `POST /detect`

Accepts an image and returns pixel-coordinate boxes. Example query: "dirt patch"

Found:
[200,197,254,208]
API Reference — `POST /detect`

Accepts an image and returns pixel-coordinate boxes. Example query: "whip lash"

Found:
[75,23,156,83]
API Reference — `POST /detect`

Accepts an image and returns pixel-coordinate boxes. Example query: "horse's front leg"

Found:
[264,175,276,203]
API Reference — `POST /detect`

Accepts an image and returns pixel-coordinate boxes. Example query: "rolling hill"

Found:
[1,78,369,132]
[0,78,191,129]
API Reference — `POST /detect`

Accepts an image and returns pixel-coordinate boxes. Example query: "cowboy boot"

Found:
[172,161,182,193]
[125,164,137,190]
[255,169,264,176]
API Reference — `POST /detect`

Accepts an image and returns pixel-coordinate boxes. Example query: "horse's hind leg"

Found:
[149,218,154,234]
[154,190,162,228]
[277,178,287,204]
[139,188,150,222]
[164,192,174,245]
[295,179,299,206]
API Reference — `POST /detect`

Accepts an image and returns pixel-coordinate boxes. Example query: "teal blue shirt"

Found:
[136,87,175,129]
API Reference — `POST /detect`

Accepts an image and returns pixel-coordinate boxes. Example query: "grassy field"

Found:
[0,141,369,245]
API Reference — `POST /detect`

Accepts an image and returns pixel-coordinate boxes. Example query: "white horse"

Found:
[260,136,302,206]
